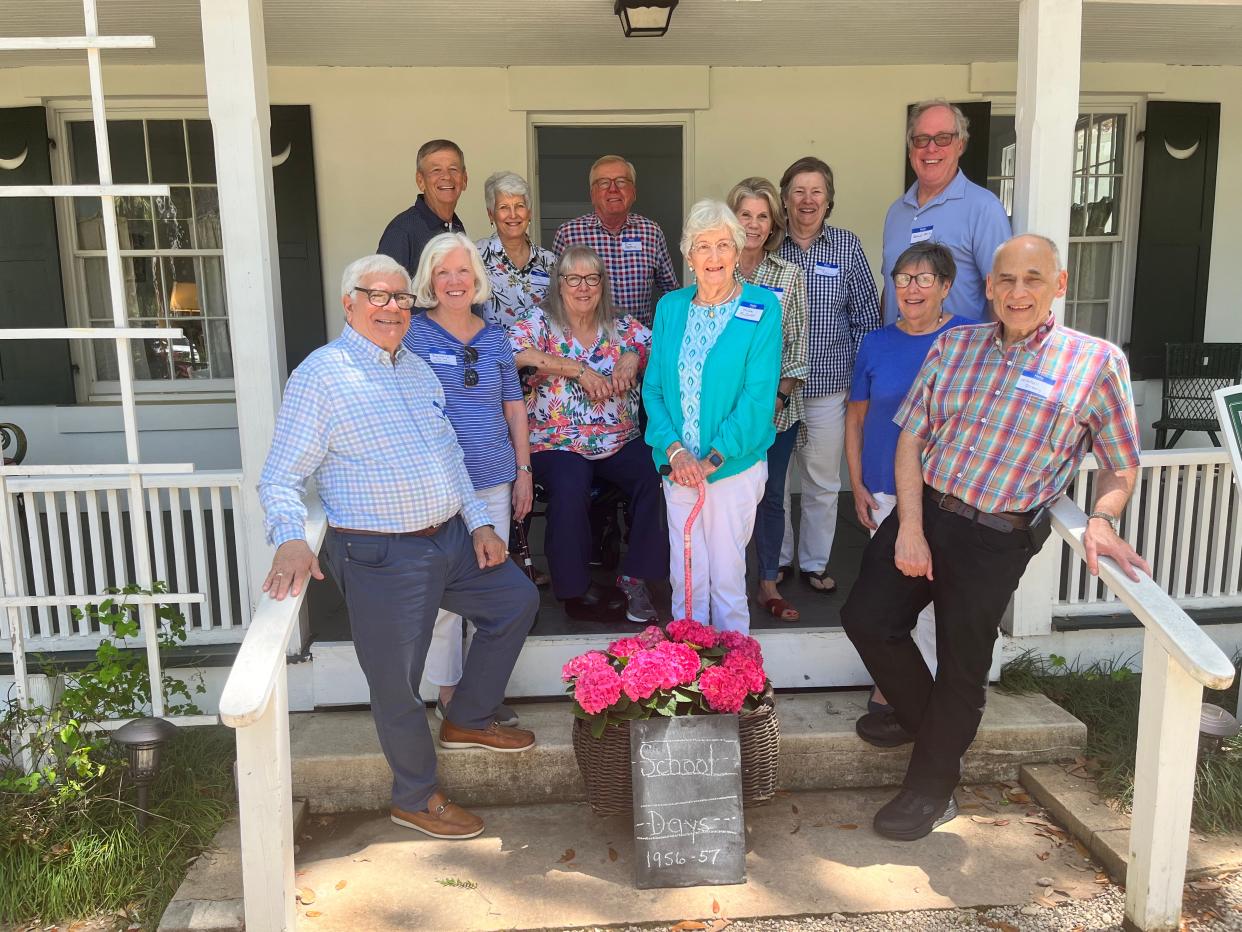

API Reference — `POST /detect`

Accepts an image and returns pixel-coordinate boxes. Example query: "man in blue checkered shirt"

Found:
[552,155,679,327]
[259,254,538,841]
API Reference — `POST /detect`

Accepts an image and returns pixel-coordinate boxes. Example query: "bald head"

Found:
[986,234,1068,346]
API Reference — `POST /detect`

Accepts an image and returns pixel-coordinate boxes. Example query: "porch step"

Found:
[290,690,1085,813]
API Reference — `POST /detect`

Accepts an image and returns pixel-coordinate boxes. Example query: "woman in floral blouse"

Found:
[475,171,556,331]
[510,245,669,625]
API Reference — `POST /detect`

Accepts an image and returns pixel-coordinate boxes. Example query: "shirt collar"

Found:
[483,232,541,273]
[414,193,462,232]
[902,168,968,210]
[340,323,408,366]
[591,211,633,236]
[991,312,1058,356]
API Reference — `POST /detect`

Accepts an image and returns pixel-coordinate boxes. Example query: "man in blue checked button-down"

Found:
[259,254,539,841]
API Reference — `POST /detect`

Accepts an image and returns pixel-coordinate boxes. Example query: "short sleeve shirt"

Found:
[895,316,1142,513]
[377,195,466,277]
[401,313,523,489]
[509,306,651,458]
[881,171,1012,324]
[475,234,556,331]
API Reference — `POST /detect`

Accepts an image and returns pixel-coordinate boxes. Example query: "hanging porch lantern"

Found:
[614,0,679,38]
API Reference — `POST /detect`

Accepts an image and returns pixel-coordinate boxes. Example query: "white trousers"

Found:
[664,462,766,634]
[423,482,513,687]
[871,492,938,677]
[782,391,847,572]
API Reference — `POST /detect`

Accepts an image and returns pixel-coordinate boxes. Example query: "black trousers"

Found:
[841,492,1051,799]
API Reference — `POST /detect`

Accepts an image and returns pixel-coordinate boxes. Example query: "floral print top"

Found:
[475,233,557,331]
[509,305,651,458]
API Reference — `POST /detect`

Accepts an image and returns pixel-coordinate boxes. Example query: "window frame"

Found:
[49,99,235,402]
[985,96,1145,349]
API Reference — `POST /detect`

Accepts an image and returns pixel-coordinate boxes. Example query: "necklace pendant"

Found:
[708,310,715,318]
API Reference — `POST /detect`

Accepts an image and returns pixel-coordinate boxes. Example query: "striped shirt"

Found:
[552,212,679,327]
[259,324,489,546]
[896,315,1141,514]
[778,223,881,397]
[736,252,810,432]
[402,313,524,490]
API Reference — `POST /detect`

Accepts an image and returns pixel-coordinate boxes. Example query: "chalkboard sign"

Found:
[1216,385,1242,487]
[630,715,746,889]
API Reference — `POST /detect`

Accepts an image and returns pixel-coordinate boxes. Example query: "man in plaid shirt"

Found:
[552,155,679,327]
[842,234,1149,842]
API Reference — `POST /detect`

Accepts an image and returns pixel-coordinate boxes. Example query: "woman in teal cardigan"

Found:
[644,199,783,633]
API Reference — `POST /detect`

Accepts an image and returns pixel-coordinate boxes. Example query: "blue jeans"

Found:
[753,422,800,582]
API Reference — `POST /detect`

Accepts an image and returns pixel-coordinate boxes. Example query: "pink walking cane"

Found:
[660,465,707,621]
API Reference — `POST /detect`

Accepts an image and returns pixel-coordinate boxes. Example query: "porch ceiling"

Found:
[2,1,1242,68]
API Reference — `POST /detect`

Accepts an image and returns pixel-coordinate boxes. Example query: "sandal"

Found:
[759,597,800,622]
[801,568,837,594]
[775,564,793,584]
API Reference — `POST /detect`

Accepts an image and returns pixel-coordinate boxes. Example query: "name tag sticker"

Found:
[759,284,784,294]
[910,225,934,244]
[1016,369,1056,400]
[429,352,457,366]
[736,301,764,322]
[621,237,643,253]
[814,261,839,277]
[529,269,551,284]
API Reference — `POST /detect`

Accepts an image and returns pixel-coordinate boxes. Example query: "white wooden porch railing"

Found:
[1051,495,1235,930]
[1,470,251,649]
[218,498,326,932]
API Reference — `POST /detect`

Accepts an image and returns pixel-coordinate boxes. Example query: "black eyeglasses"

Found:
[893,271,940,288]
[560,273,602,288]
[909,132,959,150]
[352,287,416,310]
[462,345,479,387]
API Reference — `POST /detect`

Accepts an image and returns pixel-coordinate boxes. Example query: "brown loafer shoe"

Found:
[390,791,483,839]
[438,719,535,752]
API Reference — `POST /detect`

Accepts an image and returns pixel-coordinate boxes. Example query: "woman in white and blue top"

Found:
[475,171,557,331]
[404,232,532,727]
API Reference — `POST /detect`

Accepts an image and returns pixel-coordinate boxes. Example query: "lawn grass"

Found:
[0,724,236,930]
[1000,650,1242,833]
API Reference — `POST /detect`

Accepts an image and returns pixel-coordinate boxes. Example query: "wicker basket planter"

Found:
[571,691,781,817]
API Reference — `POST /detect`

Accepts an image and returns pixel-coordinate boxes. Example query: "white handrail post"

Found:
[235,668,296,931]
[1126,629,1204,931]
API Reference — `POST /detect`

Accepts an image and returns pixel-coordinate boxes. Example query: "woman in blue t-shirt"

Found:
[845,241,963,746]
[404,232,532,728]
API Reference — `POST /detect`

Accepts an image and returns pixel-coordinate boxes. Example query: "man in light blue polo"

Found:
[881,100,1011,324]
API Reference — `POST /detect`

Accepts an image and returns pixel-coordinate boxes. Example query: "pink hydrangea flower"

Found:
[699,665,749,714]
[722,650,766,694]
[637,625,666,647]
[561,650,611,683]
[653,640,701,686]
[607,636,647,659]
[574,663,623,714]
[665,618,720,649]
[719,629,763,663]
[620,648,675,701]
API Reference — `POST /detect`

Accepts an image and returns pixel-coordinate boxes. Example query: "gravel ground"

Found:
[559,871,1242,931]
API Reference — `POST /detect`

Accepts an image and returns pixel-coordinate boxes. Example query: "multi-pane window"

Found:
[986,111,1131,341]
[66,118,230,389]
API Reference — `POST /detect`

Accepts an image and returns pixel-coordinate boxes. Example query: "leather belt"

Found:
[332,523,443,539]
[926,488,1032,534]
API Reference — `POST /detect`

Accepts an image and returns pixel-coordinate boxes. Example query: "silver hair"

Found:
[991,233,1063,272]
[679,198,747,258]
[484,170,532,214]
[410,232,493,308]
[907,99,971,146]
[340,254,410,303]
[589,154,637,185]
[540,245,620,343]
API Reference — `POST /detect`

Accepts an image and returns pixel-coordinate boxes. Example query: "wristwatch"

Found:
[1088,511,1118,532]
[516,464,533,474]
[707,451,724,468]
[776,390,790,407]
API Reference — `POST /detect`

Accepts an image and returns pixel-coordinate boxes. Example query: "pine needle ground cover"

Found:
[1000,650,1242,834]
[0,724,236,930]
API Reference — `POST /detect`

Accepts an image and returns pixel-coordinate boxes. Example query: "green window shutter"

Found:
[270,105,327,375]
[0,106,74,404]
[1129,101,1220,380]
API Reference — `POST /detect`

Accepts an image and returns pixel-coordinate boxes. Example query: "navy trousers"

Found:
[840,494,1050,799]
[532,438,669,601]
[322,518,538,813]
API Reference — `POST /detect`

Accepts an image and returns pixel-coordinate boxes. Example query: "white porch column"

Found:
[1007,0,1083,639]
[200,0,286,613]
